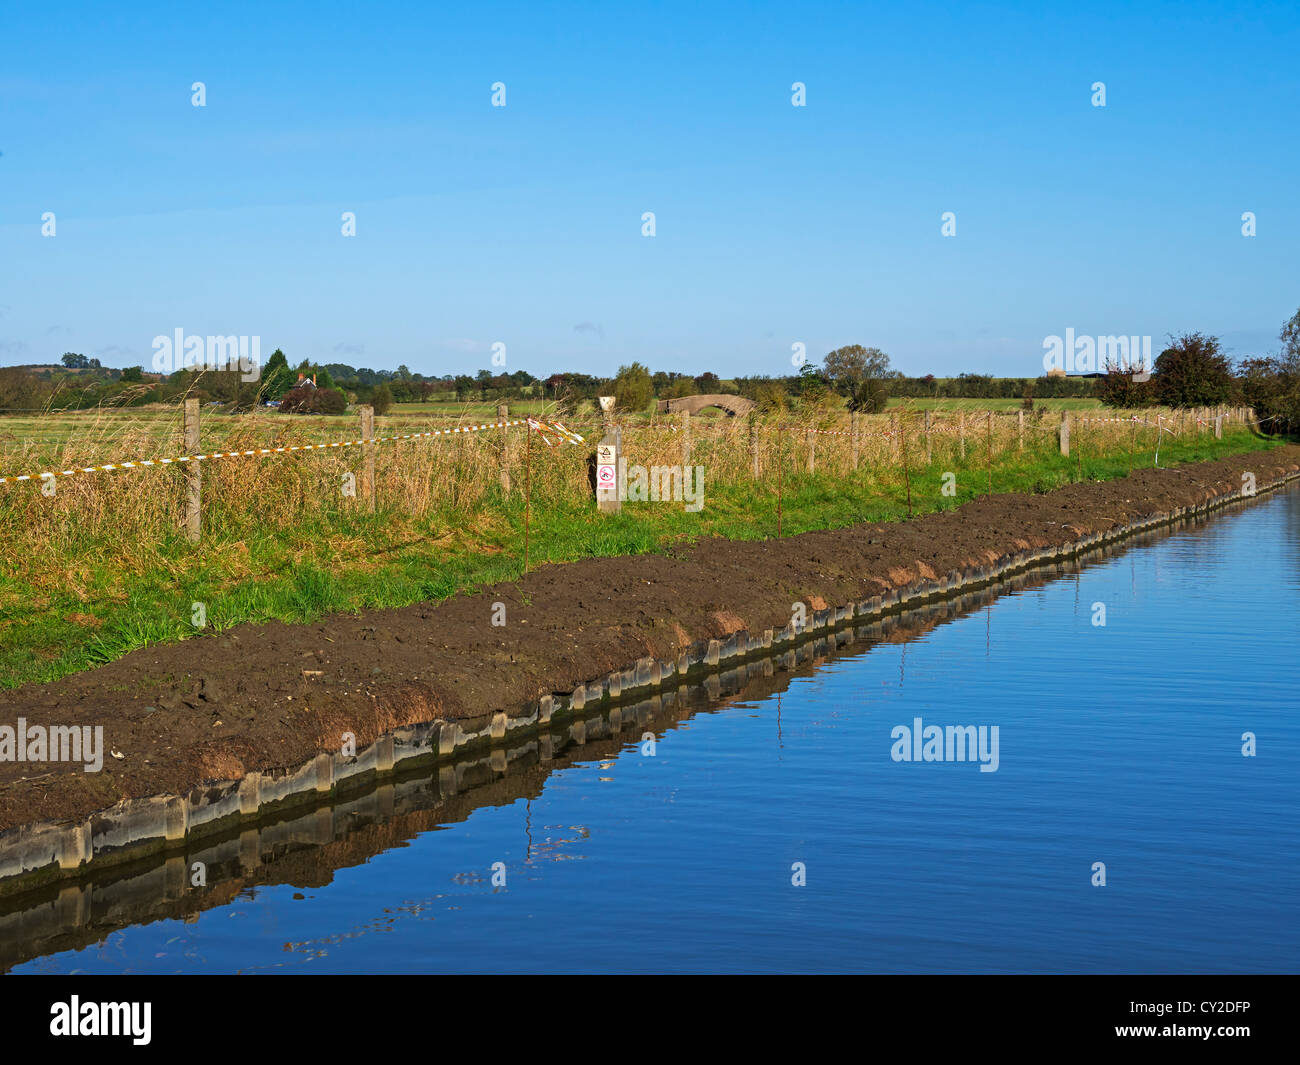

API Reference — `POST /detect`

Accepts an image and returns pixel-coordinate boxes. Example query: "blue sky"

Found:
[2,0,1297,380]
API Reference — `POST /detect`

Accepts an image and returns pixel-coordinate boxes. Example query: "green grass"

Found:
[0,425,1283,691]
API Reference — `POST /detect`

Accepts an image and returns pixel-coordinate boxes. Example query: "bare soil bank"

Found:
[1,445,1297,834]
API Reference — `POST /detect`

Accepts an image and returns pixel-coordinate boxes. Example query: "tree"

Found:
[0,367,52,410]
[1152,333,1233,408]
[795,363,831,406]
[61,352,90,369]
[1281,307,1300,362]
[823,345,891,391]
[370,383,393,415]
[847,378,889,413]
[121,366,144,383]
[261,349,294,398]
[1236,306,1300,430]
[613,362,653,412]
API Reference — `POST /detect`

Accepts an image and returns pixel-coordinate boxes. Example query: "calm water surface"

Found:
[15,486,1300,973]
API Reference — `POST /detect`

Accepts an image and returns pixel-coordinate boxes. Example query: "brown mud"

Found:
[1,445,1297,837]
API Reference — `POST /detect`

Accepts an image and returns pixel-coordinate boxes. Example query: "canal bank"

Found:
[1,445,1298,892]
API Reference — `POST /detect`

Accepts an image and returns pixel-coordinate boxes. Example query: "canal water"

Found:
[11,486,1300,973]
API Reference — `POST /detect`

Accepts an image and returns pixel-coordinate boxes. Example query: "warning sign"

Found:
[597,463,616,488]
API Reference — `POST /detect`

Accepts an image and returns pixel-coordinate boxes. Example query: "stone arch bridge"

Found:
[655,393,755,417]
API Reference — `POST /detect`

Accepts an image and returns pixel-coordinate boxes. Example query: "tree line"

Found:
[3,307,1299,430]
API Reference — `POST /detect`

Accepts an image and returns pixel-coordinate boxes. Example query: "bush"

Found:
[1152,333,1234,408]
[1097,364,1155,408]
[847,378,889,413]
[753,380,787,413]
[279,385,348,415]
[370,384,393,416]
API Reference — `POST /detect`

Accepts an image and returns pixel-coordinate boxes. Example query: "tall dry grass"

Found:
[0,400,1255,599]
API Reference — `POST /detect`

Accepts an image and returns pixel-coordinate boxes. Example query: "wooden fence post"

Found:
[851,412,859,470]
[986,410,992,493]
[1017,409,1024,451]
[358,404,376,512]
[924,410,932,464]
[806,427,815,474]
[901,412,913,517]
[498,404,511,496]
[681,410,692,466]
[959,411,966,459]
[183,398,201,543]
[523,422,532,572]
[1059,413,1070,457]
[750,414,760,479]
[776,423,784,538]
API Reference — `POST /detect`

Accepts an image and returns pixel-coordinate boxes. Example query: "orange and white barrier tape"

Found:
[0,418,537,487]
[526,417,585,447]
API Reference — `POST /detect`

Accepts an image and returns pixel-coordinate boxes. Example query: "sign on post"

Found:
[596,430,621,513]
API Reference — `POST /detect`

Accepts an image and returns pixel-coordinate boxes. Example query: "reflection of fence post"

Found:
[358,404,376,512]
[498,404,511,496]
[750,415,760,479]
[850,412,859,470]
[183,398,201,543]
[924,410,932,464]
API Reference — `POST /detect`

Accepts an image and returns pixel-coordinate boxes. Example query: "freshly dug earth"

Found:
[1,446,1296,834]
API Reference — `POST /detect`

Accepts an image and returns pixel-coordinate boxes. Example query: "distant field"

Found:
[886,397,1103,411]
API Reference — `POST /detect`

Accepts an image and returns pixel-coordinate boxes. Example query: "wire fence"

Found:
[0,400,1267,583]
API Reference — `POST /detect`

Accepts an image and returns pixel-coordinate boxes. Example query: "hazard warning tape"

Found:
[527,417,586,447]
[1,417,584,487]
